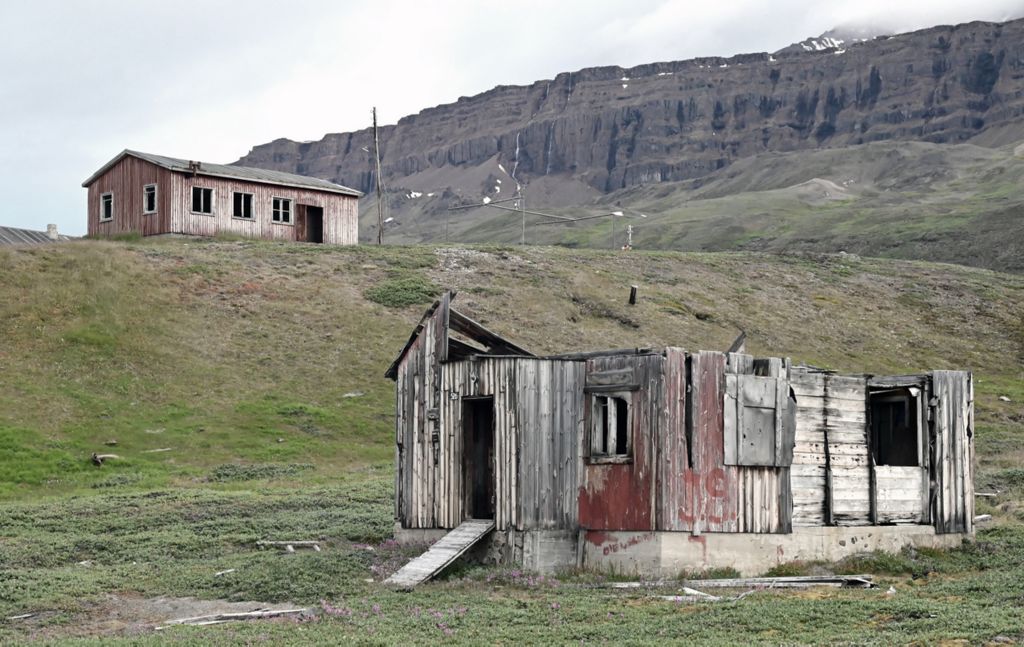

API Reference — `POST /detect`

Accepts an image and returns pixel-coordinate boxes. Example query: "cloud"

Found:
[0,0,1020,235]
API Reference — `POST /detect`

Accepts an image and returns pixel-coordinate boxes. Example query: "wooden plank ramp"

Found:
[384,519,495,589]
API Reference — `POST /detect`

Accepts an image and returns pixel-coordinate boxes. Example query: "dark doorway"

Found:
[870,389,919,466]
[305,206,324,243]
[462,397,495,520]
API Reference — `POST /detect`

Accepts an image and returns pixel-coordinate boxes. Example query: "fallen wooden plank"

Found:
[384,519,495,588]
[5,613,37,621]
[683,574,874,589]
[157,608,308,630]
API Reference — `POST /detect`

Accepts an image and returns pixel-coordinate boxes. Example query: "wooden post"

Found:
[373,107,384,245]
[628,285,638,305]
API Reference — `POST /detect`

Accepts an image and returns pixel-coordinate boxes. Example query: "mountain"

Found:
[236,17,1024,271]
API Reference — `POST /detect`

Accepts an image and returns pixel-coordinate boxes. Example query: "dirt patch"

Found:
[16,594,306,640]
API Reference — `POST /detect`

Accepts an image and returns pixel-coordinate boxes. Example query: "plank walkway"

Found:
[384,519,495,588]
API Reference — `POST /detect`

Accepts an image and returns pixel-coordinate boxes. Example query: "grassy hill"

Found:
[1,237,1023,643]
[372,140,1024,274]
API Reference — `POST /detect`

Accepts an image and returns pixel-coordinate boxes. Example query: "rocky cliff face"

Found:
[238,18,1024,214]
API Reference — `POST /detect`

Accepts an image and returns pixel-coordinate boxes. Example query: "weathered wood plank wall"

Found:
[932,371,974,534]
[87,156,174,237]
[169,173,358,244]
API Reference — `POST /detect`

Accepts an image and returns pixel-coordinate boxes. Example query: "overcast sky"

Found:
[1,0,1021,236]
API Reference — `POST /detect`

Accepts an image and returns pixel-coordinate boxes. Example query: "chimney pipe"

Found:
[46,224,58,240]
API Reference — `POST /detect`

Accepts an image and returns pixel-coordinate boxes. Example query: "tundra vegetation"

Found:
[1,237,1022,644]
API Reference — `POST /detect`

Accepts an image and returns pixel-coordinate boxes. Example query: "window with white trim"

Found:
[100,193,113,221]
[143,184,157,214]
[232,192,253,219]
[589,393,631,460]
[191,187,213,214]
[272,197,292,224]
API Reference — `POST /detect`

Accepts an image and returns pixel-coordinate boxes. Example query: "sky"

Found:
[1,0,1021,236]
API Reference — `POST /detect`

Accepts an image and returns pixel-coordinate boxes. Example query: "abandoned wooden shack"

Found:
[82,150,361,244]
[384,292,974,584]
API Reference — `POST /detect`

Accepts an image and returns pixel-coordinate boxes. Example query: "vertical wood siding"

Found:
[87,157,357,244]
[169,173,358,244]
[932,371,974,534]
[87,156,174,237]
[790,370,830,526]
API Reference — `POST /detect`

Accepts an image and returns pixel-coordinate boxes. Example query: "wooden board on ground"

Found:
[384,519,495,589]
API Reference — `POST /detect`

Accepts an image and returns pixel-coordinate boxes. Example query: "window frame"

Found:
[587,391,632,464]
[869,388,922,467]
[99,192,114,222]
[142,184,157,215]
[272,196,293,225]
[232,191,254,220]
[190,186,214,216]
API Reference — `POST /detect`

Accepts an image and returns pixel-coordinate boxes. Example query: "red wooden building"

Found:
[386,292,975,581]
[83,150,361,244]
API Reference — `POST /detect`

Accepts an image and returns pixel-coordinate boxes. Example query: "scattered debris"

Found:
[214,569,236,577]
[628,285,638,305]
[885,585,897,596]
[5,613,37,621]
[976,492,999,498]
[144,428,165,434]
[77,560,93,567]
[683,574,874,589]
[91,453,119,466]
[256,540,321,553]
[104,440,118,446]
[142,448,173,454]
[974,514,993,523]
[157,608,309,630]
[342,391,365,398]
[998,395,1011,402]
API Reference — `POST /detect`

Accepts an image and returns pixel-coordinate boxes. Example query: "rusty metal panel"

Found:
[578,354,662,531]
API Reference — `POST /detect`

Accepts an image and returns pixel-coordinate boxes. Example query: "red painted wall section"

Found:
[685,351,741,531]
[578,354,663,531]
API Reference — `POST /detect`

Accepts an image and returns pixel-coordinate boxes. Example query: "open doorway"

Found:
[869,388,920,466]
[462,397,495,520]
[304,206,324,243]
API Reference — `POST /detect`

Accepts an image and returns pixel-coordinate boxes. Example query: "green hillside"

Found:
[1,238,1023,643]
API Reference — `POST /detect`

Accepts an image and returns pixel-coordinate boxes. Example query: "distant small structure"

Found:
[385,291,975,582]
[82,150,362,244]
[0,224,74,246]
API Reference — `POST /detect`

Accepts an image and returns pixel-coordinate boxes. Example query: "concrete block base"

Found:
[582,526,968,577]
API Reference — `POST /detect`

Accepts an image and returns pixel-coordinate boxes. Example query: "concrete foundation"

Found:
[395,523,968,578]
[582,526,968,577]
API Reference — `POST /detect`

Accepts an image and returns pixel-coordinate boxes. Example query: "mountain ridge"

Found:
[236,17,1024,261]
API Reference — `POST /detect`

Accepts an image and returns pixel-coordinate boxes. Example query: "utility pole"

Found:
[373,107,384,245]
[520,187,526,246]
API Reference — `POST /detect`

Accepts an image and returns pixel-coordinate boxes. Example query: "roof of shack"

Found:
[82,150,363,197]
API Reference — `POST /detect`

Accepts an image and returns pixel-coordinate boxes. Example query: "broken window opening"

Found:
[233,192,253,219]
[272,197,292,224]
[143,184,157,214]
[100,193,113,221]
[191,187,213,214]
[870,388,920,467]
[589,393,631,461]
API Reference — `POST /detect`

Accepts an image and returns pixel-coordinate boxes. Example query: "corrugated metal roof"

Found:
[82,150,362,197]
[0,226,75,246]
